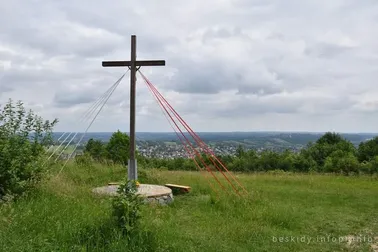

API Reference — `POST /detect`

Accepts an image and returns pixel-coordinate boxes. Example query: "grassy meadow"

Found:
[1,163,378,251]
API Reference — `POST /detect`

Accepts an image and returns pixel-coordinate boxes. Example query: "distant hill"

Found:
[51,131,378,148]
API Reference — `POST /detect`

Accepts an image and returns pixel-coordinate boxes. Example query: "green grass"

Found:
[1,164,378,251]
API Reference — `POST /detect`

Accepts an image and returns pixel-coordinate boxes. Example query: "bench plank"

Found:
[165,184,190,189]
[165,184,191,193]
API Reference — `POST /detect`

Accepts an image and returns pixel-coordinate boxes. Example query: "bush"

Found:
[228,157,245,172]
[369,156,378,174]
[277,150,295,171]
[257,150,281,171]
[292,153,317,172]
[111,180,143,237]
[360,156,378,174]
[0,99,58,200]
[323,150,360,174]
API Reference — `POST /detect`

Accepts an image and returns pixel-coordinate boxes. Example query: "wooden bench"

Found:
[165,184,191,194]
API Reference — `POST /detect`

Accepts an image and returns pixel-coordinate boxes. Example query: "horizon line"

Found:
[51,131,378,134]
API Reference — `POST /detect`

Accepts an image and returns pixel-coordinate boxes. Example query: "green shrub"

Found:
[359,161,372,174]
[0,99,57,200]
[323,150,360,174]
[293,153,317,172]
[111,179,143,237]
[361,156,378,174]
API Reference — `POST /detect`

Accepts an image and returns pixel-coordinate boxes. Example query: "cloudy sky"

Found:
[1,0,378,133]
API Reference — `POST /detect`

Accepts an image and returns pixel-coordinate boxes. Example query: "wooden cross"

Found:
[102,35,165,181]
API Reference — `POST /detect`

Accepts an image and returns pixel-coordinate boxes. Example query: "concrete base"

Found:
[92,184,173,205]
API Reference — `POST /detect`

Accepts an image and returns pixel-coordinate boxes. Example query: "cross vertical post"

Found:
[129,35,137,181]
[102,35,165,181]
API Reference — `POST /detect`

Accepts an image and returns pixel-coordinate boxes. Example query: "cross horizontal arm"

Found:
[102,60,165,67]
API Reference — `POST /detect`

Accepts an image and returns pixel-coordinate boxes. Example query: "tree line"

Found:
[84,131,378,175]
[2,98,377,201]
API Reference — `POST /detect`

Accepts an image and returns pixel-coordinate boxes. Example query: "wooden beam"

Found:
[129,35,137,180]
[165,184,191,193]
[102,60,166,67]
[101,35,166,181]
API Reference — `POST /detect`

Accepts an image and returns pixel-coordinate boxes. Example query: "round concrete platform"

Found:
[92,184,173,205]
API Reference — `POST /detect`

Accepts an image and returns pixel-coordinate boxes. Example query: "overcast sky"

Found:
[1,0,378,133]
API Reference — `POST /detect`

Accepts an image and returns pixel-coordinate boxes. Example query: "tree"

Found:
[228,157,245,172]
[105,130,130,166]
[357,137,378,162]
[84,138,106,161]
[277,149,295,171]
[182,158,196,171]
[218,154,234,166]
[257,150,281,171]
[229,149,258,172]
[316,132,344,145]
[305,132,357,168]
[293,150,317,172]
[0,99,58,199]
[169,157,184,170]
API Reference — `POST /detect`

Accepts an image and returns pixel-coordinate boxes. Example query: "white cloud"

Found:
[0,0,378,133]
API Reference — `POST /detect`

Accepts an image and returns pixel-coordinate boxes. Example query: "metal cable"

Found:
[57,72,127,174]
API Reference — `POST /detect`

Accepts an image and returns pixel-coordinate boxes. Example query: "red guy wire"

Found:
[143,76,228,193]
[140,71,248,195]
[144,81,220,195]
[140,72,242,195]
